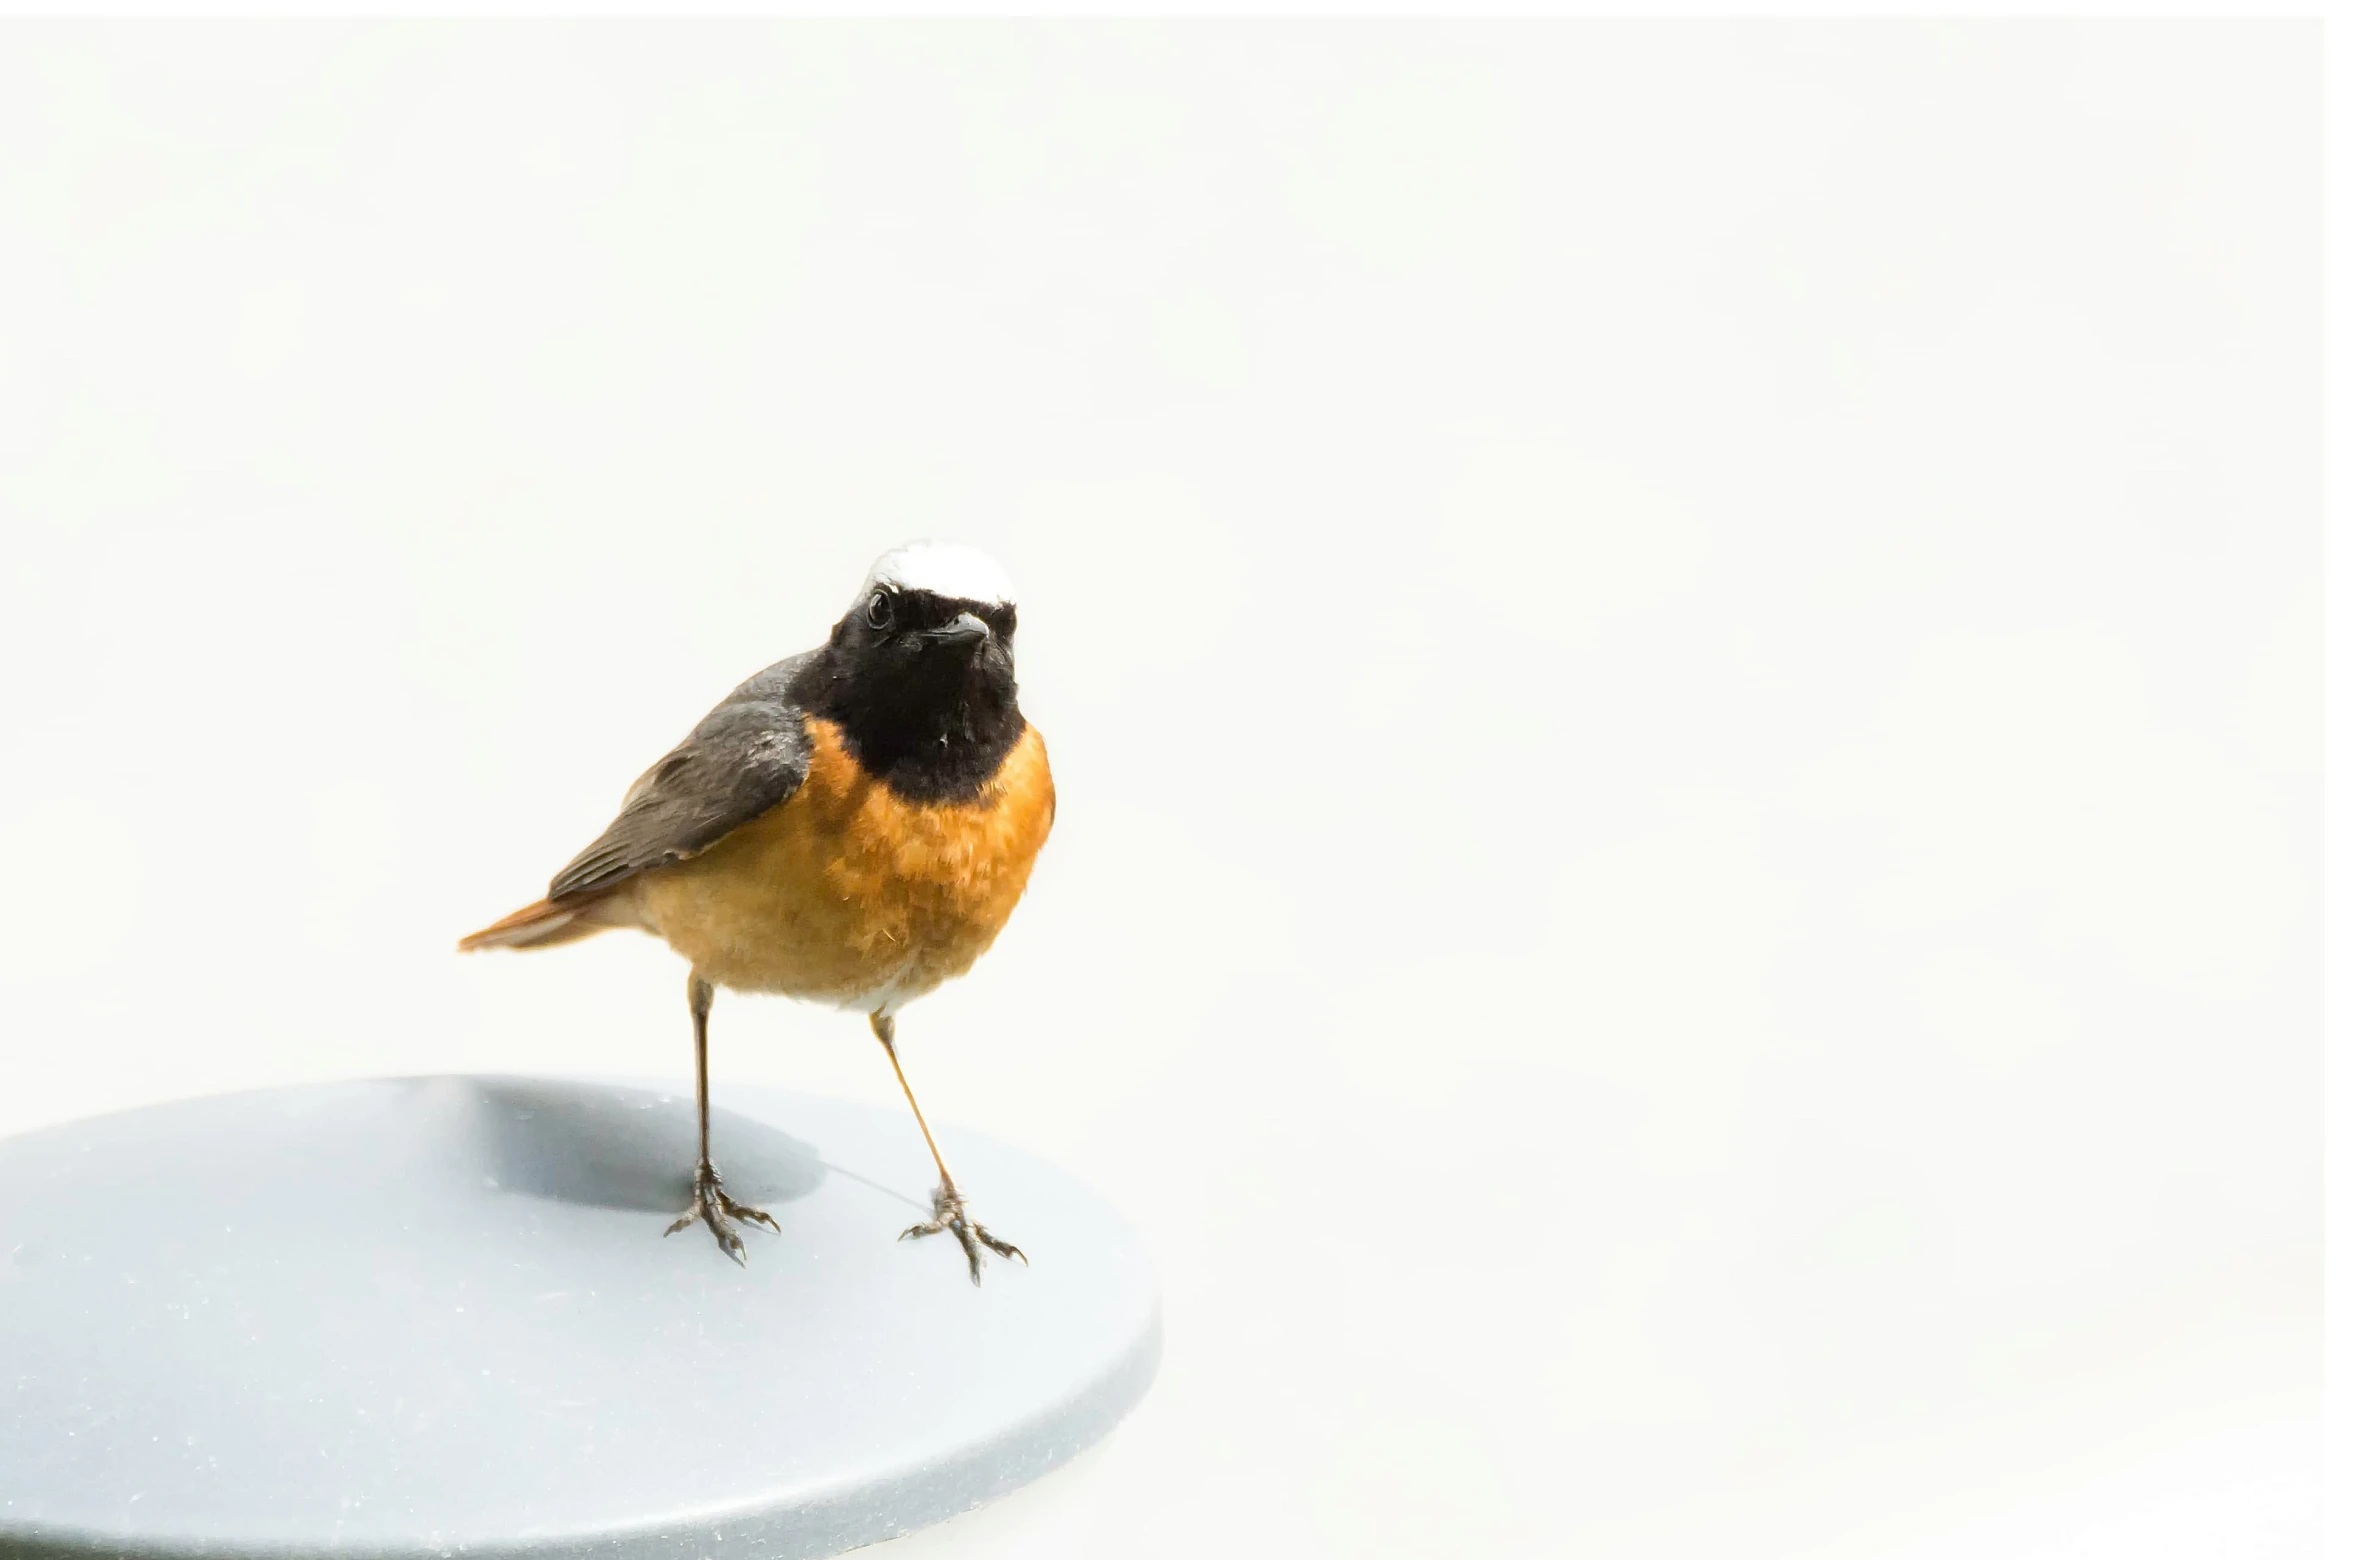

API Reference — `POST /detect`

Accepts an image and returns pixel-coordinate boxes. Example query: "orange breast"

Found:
[634,718,1055,1011]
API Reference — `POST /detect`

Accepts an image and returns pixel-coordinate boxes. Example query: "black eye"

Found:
[865,591,892,630]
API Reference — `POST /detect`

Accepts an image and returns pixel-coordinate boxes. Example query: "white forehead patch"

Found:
[859,540,1017,608]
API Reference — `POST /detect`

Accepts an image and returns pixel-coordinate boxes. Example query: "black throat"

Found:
[789,595,1026,804]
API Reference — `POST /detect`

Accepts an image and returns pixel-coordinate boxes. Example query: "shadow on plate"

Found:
[457,1076,827,1212]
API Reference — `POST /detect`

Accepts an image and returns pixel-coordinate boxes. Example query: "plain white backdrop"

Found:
[0,21,2322,1559]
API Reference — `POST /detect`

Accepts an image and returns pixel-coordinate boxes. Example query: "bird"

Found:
[459,541,1054,1281]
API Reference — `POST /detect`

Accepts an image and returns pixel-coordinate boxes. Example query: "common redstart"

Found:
[460,542,1053,1281]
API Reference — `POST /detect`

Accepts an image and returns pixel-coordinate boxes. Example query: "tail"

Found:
[458,897,613,953]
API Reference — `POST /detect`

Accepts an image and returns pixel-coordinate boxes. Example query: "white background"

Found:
[0,21,2321,1559]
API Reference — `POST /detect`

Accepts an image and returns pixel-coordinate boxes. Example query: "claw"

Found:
[666,1162,773,1265]
[722,1196,781,1234]
[900,1182,1024,1285]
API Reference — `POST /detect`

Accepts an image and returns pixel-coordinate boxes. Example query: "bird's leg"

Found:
[872,1011,1025,1285]
[664,972,779,1263]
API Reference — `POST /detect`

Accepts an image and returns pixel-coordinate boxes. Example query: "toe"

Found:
[727,1201,781,1234]
[699,1203,747,1263]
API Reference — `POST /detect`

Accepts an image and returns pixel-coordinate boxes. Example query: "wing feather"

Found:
[545,653,818,903]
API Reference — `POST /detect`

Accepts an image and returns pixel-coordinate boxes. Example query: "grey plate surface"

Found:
[0,1076,1160,1559]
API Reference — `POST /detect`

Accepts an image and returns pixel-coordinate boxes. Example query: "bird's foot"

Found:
[663,1161,780,1265]
[900,1181,1026,1285]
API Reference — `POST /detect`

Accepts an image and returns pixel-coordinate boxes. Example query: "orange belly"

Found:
[633,717,1054,1012]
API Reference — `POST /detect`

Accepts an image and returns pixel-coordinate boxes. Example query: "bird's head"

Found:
[831,541,1019,692]
[803,541,1028,800]
[814,539,1028,784]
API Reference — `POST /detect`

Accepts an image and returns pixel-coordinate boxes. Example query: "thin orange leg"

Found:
[871,1011,1025,1285]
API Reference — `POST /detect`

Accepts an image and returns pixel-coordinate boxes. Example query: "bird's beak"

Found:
[923,611,992,649]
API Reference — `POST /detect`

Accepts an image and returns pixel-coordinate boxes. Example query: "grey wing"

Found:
[546,653,819,904]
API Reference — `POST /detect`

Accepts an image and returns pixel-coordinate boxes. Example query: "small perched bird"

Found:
[460,541,1054,1281]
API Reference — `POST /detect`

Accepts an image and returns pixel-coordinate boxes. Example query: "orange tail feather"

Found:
[458,897,605,952]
